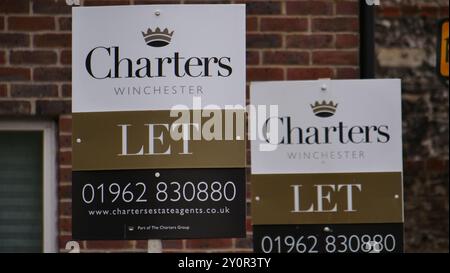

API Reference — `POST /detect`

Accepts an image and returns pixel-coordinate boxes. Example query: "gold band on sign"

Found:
[72,110,246,171]
[251,172,403,225]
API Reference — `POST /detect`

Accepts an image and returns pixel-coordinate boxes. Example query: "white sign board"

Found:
[72,4,246,112]
[250,79,403,174]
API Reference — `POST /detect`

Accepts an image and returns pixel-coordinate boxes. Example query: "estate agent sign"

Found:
[72,4,246,240]
[250,79,404,253]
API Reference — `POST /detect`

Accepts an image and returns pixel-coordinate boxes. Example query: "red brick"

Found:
[246,51,259,65]
[312,51,358,66]
[36,100,71,115]
[59,17,72,31]
[0,67,31,81]
[184,0,231,4]
[59,167,72,182]
[10,50,57,65]
[287,67,334,80]
[261,18,308,32]
[135,240,148,250]
[0,85,7,97]
[59,235,74,251]
[34,34,71,48]
[246,17,257,32]
[247,34,282,48]
[247,68,284,81]
[59,218,72,233]
[0,0,30,13]
[312,18,359,32]
[0,101,31,115]
[246,218,252,233]
[59,235,85,252]
[61,50,71,65]
[419,7,440,18]
[185,239,232,249]
[405,160,424,171]
[377,7,401,17]
[162,240,183,249]
[59,201,71,216]
[426,159,448,172]
[336,34,359,49]
[286,34,334,49]
[0,50,5,64]
[59,115,72,133]
[62,84,72,97]
[402,6,420,16]
[242,1,281,15]
[84,0,131,6]
[8,17,55,31]
[59,134,72,149]
[86,241,134,249]
[336,68,360,79]
[11,84,58,97]
[135,0,180,4]
[236,238,252,249]
[33,0,72,14]
[263,51,309,65]
[59,184,72,200]
[439,7,449,18]
[59,151,72,165]
[247,202,253,219]
[286,1,333,15]
[34,67,71,81]
[0,34,30,48]
[336,1,359,15]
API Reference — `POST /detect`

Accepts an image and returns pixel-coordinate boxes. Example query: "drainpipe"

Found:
[360,1,376,79]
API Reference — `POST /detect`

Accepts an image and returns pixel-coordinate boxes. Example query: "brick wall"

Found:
[375,0,449,252]
[3,0,358,253]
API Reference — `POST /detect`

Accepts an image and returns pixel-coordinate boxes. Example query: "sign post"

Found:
[71,4,246,240]
[250,79,404,253]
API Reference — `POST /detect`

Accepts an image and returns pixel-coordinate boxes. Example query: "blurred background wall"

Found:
[375,0,448,252]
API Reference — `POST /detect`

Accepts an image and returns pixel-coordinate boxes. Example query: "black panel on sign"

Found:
[253,224,404,253]
[72,168,246,240]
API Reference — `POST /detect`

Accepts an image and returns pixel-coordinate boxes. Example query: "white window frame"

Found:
[0,121,57,253]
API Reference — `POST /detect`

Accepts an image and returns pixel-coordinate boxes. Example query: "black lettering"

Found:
[288,123,304,144]
[338,122,349,144]
[185,57,203,77]
[218,57,232,77]
[364,126,378,143]
[377,125,390,143]
[173,52,186,77]
[324,126,337,144]
[85,46,112,79]
[113,47,133,78]
[305,127,320,144]
[263,117,284,144]
[157,57,173,77]
[135,57,152,78]
[85,48,232,79]
[348,126,365,143]
[203,57,219,77]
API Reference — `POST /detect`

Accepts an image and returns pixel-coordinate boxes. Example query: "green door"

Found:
[0,131,43,253]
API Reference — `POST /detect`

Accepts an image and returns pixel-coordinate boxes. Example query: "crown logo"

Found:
[310,100,338,118]
[141,27,174,47]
